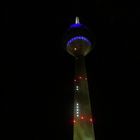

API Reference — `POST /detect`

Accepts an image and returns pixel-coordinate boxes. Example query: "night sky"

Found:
[2,1,140,140]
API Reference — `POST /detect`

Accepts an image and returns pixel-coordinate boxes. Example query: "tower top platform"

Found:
[65,17,92,57]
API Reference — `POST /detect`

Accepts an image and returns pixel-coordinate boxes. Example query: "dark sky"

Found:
[2,1,140,140]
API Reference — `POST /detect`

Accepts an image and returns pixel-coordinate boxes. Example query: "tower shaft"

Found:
[73,56,95,140]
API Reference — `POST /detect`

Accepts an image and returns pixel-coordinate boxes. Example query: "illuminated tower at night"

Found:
[65,17,96,140]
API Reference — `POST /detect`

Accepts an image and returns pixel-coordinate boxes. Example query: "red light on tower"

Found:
[73,119,76,123]
[79,76,82,80]
[74,79,76,82]
[89,118,93,122]
[81,116,84,120]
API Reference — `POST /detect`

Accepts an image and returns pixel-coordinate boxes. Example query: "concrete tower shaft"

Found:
[73,56,95,140]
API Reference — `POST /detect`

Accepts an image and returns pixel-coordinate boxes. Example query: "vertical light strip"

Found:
[76,102,79,118]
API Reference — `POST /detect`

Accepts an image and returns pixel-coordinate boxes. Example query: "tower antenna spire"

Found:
[75,16,80,24]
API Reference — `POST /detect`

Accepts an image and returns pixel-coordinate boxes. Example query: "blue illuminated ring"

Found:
[67,36,91,47]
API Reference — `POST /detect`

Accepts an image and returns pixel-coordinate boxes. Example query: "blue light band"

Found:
[67,36,91,47]
[70,23,82,28]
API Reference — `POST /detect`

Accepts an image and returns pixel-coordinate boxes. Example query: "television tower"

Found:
[65,17,96,140]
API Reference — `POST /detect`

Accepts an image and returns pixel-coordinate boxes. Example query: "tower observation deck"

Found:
[65,17,95,140]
